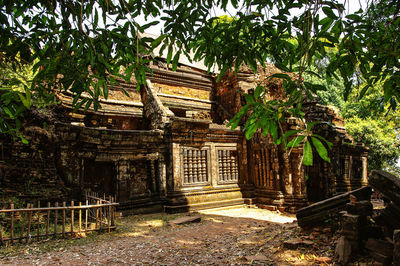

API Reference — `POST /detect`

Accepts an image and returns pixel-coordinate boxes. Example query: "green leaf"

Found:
[269,73,291,80]
[151,34,165,48]
[346,14,360,21]
[245,122,258,140]
[244,94,255,104]
[3,107,14,118]
[358,84,370,100]
[261,120,271,137]
[18,93,31,109]
[270,122,278,142]
[307,121,319,130]
[322,7,337,19]
[303,140,313,166]
[313,134,333,149]
[171,51,181,71]
[254,85,263,99]
[282,129,301,140]
[227,104,250,129]
[101,81,108,99]
[73,98,88,112]
[311,137,330,163]
[166,45,173,65]
[19,134,29,144]
[287,135,305,148]
[84,99,93,111]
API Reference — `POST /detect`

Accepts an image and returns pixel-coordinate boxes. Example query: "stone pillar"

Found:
[158,154,167,196]
[281,150,293,195]
[239,137,248,185]
[150,160,157,193]
[292,151,304,196]
[209,143,217,186]
[361,156,368,186]
[171,143,181,191]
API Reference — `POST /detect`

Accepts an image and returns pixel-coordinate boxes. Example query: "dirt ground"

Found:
[0,206,373,265]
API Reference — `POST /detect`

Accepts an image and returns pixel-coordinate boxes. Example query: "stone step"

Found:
[168,216,201,225]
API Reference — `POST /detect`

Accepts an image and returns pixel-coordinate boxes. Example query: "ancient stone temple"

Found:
[0,54,368,214]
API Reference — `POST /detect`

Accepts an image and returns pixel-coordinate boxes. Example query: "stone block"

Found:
[168,216,201,226]
[365,238,393,259]
[283,238,313,249]
[258,204,277,211]
[341,213,364,241]
[346,200,373,216]
[335,236,352,265]
[369,170,400,206]
[369,252,392,265]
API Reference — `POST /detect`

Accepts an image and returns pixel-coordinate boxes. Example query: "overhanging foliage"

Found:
[1,0,399,165]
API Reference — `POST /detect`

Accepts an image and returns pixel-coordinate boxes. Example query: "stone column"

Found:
[291,150,304,196]
[209,143,217,186]
[158,153,167,196]
[149,160,157,193]
[239,137,248,185]
[281,150,293,195]
[171,143,181,191]
[361,156,368,186]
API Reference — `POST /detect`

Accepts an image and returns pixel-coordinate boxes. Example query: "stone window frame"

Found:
[216,146,239,185]
[180,146,212,187]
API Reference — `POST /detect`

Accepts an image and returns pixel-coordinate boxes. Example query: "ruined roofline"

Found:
[56,90,143,118]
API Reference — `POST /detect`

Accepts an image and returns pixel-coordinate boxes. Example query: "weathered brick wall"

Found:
[214,72,243,123]
[0,126,66,201]
[0,119,168,205]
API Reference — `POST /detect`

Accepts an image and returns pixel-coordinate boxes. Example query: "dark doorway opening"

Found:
[306,159,327,203]
[83,160,116,196]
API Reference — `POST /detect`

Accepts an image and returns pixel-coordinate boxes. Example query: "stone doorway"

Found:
[83,159,116,197]
[306,160,327,203]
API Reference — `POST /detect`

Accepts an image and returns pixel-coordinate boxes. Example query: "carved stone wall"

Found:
[182,147,210,185]
[217,148,239,184]
[0,62,369,214]
[164,119,245,212]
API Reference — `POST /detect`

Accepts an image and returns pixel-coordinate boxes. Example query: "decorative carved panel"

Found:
[217,148,239,183]
[182,147,210,185]
[254,147,274,188]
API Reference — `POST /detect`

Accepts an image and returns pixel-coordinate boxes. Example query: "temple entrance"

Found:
[83,159,116,196]
[306,160,327,202]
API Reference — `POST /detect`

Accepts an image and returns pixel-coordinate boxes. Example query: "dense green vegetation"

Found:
[314,77,400,171]
[1,0,399,166]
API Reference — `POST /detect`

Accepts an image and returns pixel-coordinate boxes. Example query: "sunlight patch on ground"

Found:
[176,239,203,246]
[135,219,165,228]
[198,206,297,224]
[117,217,167,238]
[205,217,225,223]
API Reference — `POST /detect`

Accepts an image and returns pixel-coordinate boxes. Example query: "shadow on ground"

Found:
[0,206,373,265]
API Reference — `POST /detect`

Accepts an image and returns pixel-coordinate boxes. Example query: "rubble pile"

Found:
[296,170,400,265]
